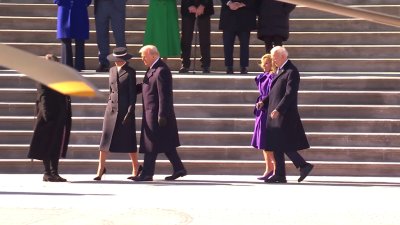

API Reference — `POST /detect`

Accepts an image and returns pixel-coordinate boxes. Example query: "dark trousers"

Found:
[274,151,307,177]
[180,15,211,69]
[262,35,284,53]
[142,148,185,177]
[222,30,250,68]
[95,0,126,66]
[61,38,85,71]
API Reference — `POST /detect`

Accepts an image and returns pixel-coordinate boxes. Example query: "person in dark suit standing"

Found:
[256,0,296,53]
[94,0,127,72]
[28,54,72,182]
[256,46,313,183]
[133,45,187,182]
[219,0,256,74]
[55,0,91,71]
[179,0,214,74]
[93,47,141,181]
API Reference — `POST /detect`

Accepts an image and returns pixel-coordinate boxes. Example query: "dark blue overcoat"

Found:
[54,0,92,39]
[139,59,180,154]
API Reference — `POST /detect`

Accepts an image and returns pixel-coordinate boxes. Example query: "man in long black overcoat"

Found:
[257,46,314,183]
[133,45,187,181]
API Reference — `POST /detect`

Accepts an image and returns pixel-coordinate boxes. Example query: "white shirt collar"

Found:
[150,57,160,69]
[279,59,289,70]
[116,61,126,72]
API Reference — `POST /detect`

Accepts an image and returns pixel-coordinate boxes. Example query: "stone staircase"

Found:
[0,0,400,176]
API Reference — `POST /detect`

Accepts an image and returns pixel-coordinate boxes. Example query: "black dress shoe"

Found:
[165,169,187,181]
[179,66,189,73]
[127,165,143,180]
[132,175,153,182]
[226,67,234,74]
[202,67,210,73]
[240,67,248,74]
[95,64,109,72]
[298,163,314,182]
[264,175,287,183]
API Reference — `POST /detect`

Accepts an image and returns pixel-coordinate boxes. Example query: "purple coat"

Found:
[55,0,91,39]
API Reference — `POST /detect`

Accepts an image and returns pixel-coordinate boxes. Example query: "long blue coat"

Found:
[55,0,91,40]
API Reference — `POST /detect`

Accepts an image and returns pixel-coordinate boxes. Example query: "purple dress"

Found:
[251,72,276,149]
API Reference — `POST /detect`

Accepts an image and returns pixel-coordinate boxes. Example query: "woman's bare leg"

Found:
[266,150,276,175]
[95,150,107,176]
[129,152,139,176]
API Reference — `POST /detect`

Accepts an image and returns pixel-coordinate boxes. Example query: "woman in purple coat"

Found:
[54,0,91,71]
[251,54,276,180]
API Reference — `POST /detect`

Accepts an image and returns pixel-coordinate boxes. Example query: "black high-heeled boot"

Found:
[93,167,107,181]
[43,159,57,182]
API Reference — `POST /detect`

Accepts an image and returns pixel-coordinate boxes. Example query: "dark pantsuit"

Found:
[181,15,211,69]
[274,151,307,177]
[261,35,283,53]
[222,30,250,68]
[95,0,126,66]
[61,38,85,71]
[142,149,185,177]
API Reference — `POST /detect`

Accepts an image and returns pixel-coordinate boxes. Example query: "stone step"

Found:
[1,55,394,72]
[2,72,400,91]
[0,17,397,32]
[1,3,399,19]
[2,0,398,4]
[1,102,400,119]
[2,88,400,105]
[1,159,400,176]
[2,30,400,45]
[1,116,400,133]
[1,144,400,163]
[1,130,400,147]
[6,42,400,59]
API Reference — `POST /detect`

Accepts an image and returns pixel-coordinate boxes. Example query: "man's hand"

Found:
[188,6,197,14]
[158,116,167,127]
[196,5,205,16]
[270,109,280,119]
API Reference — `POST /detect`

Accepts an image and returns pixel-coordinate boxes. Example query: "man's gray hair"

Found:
[271,46,289,58]
[139,45,159,56]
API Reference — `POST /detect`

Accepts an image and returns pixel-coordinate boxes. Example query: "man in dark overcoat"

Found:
[28,54,72,182]
[133,45,187,182]
[256,0,296,53]
[257,46,314,183]
[219,0,257,74]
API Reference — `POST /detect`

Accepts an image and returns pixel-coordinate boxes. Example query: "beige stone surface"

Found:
[0,174,399,225]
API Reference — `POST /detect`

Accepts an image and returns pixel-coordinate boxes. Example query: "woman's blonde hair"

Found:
[259,54,276,73]
[44,54,59,62]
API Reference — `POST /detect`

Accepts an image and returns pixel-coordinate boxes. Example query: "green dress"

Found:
[143,0,181,57]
